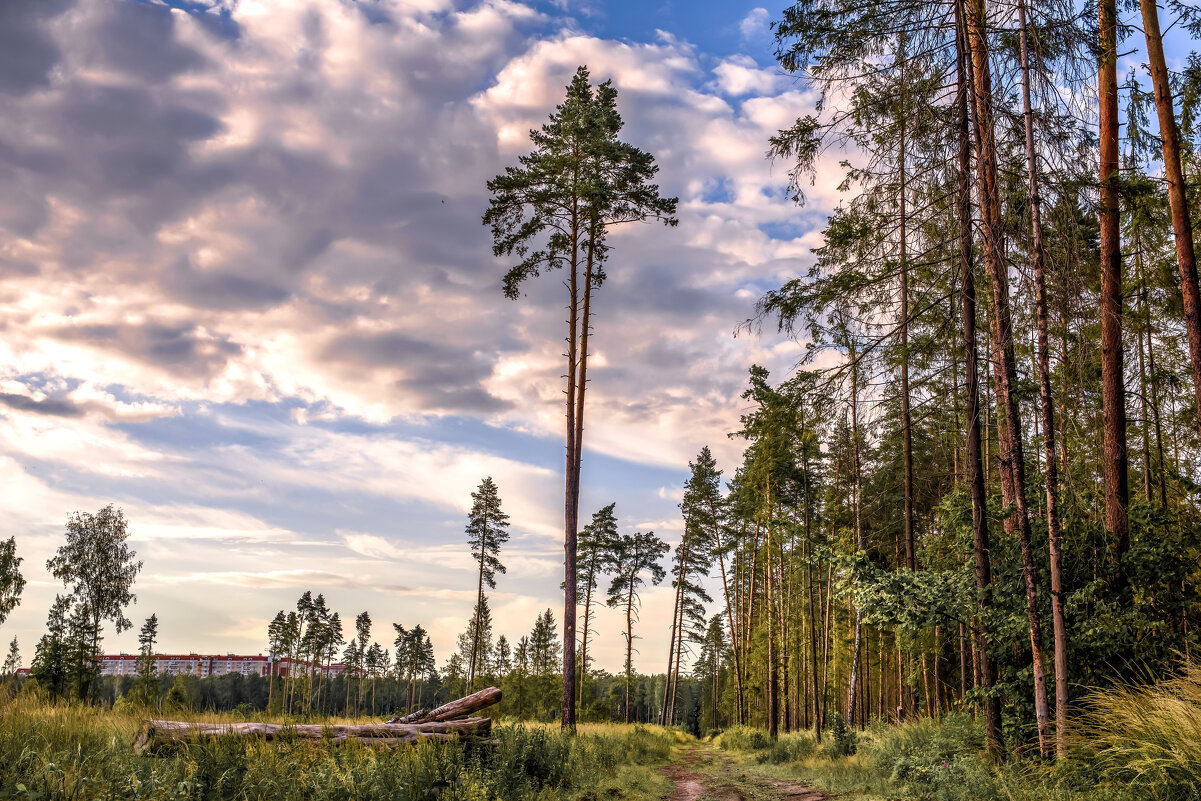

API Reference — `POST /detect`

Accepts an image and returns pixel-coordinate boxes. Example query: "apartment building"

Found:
[98,653,346,679]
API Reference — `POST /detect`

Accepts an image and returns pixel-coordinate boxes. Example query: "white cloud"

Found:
[739,7,770,39]
[712,55,781,97]
[0,0,837,672]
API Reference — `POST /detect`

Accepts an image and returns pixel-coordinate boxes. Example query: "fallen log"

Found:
[133,716,490,755]
[391,708,429,724]
[386,686,501,724]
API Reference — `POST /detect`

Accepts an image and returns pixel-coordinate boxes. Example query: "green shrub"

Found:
[756,731,819,764]
[717,725,771,751]
[824,712,856,758]
[865,712,985,796]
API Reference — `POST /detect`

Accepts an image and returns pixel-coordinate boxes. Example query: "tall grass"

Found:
[1085,663,1201,801]
[0,695,676,801]
[716,713,1127,801]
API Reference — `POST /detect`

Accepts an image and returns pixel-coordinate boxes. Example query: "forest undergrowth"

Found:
[3,670,1200,801]
[714,669,1201,801]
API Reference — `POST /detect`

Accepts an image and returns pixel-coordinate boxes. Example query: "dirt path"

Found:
[660,746,832,801]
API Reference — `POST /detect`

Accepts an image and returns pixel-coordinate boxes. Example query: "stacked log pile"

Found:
[133,686,501,755]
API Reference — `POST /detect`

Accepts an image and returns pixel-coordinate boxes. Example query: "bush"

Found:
[824,712,856,758]
[867,712,984,792]
[757,732,819,764]
[717,725,771,751]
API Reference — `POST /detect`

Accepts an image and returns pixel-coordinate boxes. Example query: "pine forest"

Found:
[1,0,1201,800]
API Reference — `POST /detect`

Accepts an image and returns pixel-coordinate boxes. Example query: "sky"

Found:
[0,0,842,673]
[0,0,1192,676]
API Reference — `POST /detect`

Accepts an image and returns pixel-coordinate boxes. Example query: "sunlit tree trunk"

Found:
[846,344,867,727]
[1099,0,1129,560]
[1139,0,1201,435]
[713,501,746,724]
[766,504,780,739]
[957,0,1003,754]
[1017,0,1068,757]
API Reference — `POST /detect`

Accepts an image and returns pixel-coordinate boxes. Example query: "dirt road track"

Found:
[660,746,831,801]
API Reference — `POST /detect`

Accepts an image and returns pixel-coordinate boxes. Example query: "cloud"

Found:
[739,8,770,40]
[0,0,834,671]
[0,0,72,96]
[185,569,411,593]
[341,532,408,561]
[0,392,81,417]
[712,55,781,97]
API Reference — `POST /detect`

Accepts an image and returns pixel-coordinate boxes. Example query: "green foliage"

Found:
[29,596,70,698]
[825,712,856,757]
[607,532,669,720]
[484,66,677,299]
[0,537,25,628]
[165,674,198,712]
[716,725,772,751]
[869,713,985,791]
[44,505,142,702]
[716,727,818,764]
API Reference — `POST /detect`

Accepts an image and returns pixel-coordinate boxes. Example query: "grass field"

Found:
[3,670,1199,801]
[0,695,677,801]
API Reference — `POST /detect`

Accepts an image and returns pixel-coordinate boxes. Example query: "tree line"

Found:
[670,0,1201,760]
[479,5,1201,758]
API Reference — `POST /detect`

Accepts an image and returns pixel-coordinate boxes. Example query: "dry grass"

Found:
[1084,663,1201,800]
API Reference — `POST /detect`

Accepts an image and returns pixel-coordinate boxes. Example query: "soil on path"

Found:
[660,745,831,801]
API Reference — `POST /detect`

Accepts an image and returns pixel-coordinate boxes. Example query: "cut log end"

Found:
[397,686,502,724]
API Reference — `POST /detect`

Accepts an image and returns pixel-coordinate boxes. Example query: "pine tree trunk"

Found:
[564,216,598,730]
[712,501,746,725]
[847,353,866,726]
[899,60,915,577]
[470,511,488,692]
[579,559,595,713]
[1018,0,1069,757]
[1099,0,1130,560]
[821,561,833,729]
[779,527,794,732]
[957,0,1002,754]
[1144,269,1168,507]
[766,515,779,739]
[1139,0,1201,435]
[745,523,760,713]
[660,546,683,725]
[806,480,820,740]
[898,89,919,722]
[966,0,1052,757]
[670,593,685,725]
[1138,310,1152,503]
[625,583,635,724]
